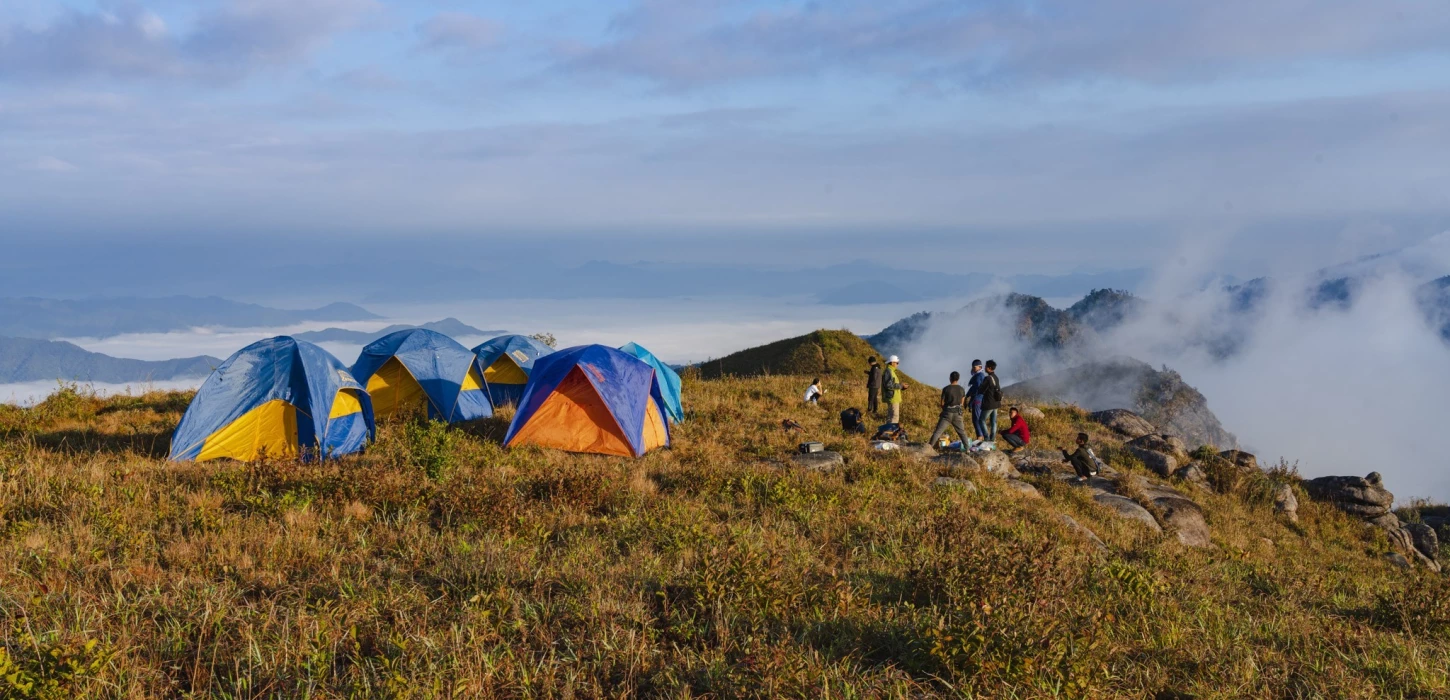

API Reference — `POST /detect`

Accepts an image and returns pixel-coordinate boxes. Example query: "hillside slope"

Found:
[697,329,897,380]
[0,378,1444,697]
[0,336,219,383]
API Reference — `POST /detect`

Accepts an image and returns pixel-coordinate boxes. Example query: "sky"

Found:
[4,0,1450,276]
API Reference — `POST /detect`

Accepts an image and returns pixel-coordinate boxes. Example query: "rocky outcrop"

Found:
[792,451,844,472]
[1173,463,1210,490]
[931,452,980,469]
[1018,406,1046,420]
[1273,484,1299,523]
[1131,476,1211,548]
[1405,523,1440,566]
[1089,409,1157,439]
[975,450,1020,477]
[1220,450,1258,470]
[1006,358,1238,449]
[932,476,977,492]
[1302,473,1394,519]
[1125,433,1188,477]
[1302,472,1439,572]
[1002,478,1042,499]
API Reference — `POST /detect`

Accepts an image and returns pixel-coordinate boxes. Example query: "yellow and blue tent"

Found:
[618,342,684,423]
[169,336,374,462]
[504,345,670,457]
[351,328,492,422]
[472,335,554,408]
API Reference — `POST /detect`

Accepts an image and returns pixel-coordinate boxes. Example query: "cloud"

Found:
[0,0,378,83]
[28,156,77,172]
[416,12,501,52]
[558,0,1450,90]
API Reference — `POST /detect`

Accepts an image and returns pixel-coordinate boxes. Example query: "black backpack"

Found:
[840,407,865,433]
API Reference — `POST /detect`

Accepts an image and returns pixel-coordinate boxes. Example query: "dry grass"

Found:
[0,380,1444,698]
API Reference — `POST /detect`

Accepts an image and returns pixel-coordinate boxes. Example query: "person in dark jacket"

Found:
[865,357,883,416]
[1062,432,1100,482]
[978,360,1003,441]
[928,371,971,449]
[1000,406,1031,451]
[965,359,987,439]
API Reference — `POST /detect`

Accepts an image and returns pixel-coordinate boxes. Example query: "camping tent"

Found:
[351,328,492,422]
[472,334,554,408]
[618,341,684,423]
[169,336,374,462]
[504,345,670,457]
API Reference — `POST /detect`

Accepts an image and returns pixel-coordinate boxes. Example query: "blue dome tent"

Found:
[351,329,492,422]
[472,334,554,408]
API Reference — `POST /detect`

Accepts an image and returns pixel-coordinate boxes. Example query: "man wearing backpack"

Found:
[881,355,908,424]
[865,357,883,416]
[979,360,1003,441]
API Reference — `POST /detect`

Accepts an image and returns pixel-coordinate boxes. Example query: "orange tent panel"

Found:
[508,367,635,456]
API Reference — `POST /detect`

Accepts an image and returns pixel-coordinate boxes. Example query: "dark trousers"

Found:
[1001,433,1026,449]
[971,401,988,439]
[867,387,880,415]
[1069,453,1095,478]
[929,410,970,447]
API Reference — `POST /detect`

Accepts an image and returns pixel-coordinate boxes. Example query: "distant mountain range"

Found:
[293,318,504,344]
[0,296,379,340]
[0,336,219,384]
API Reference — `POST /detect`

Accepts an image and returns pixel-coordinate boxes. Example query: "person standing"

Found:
[865,357,883,416]
[928,371,971,449]
[882,355,908,424]
[979,360,1003,441]
[966,359,987,439]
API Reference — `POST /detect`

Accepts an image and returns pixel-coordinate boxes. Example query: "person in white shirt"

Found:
[804,377,824,405]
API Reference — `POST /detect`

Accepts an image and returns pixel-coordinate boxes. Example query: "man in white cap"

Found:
[881,355,908,424]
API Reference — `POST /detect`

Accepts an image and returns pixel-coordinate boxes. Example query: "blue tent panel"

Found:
[170,336,375,462]
[352,328,492,422]
[504,345,670,457]
[619,342,684,423]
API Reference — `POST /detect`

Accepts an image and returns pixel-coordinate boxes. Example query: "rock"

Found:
[1009,449,1062,476]
[791,451,844,472]
[1089,408,1157,439]
[1092,493,1163,533]
[1173,463,1210,490]
[1127,434,1188,459]
[1386,552,1412,569]
[1424,515,1450,540]
[1002,478,1042,499]
[1059,514,1107,552]
[932,476,977,492]
[975,450,1020,477]
[873,442,935,461]
[1018,406,1046,420]
[1367,512,1402,532]
[1382,524,1441,573]
[1220,450,1259,470]
[1126,446,1179,477]
[1302,473,1394,519]
[1406,522,1440,564]
[1131,476,1211,548]
[931,452,980,470]
[1273,484,1298,523]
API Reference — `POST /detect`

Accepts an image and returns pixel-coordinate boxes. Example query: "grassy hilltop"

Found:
[0,339,1447,697]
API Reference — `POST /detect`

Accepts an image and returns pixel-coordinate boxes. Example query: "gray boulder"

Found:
[1173,463,1210,490]
[1002,478,1042,499]
[1089,409,1157,439]
[1386,552,1412,570]
[874,442,936,461]
[1059,514,1107,552]
[1092,493,1163,533]
[1405,522,1440,565]
[932,476,977,492]
[1018,406,1046,420]
[1127,433,1189,459]
[792,451,844,472]
[931,452,980,470]
[1273,483,1299,523]
[1220,450,1259,471]
[1010,448,1063,476]
[1126,446,1179,478]
[1132,476,1211,548]
[1301,472,1395,519]
[975,450,1020,477]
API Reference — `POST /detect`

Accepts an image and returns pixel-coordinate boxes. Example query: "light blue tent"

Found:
[619,342,683,423]
[351,328,492,422]
[170,337,374,462]
[472,334,555,408]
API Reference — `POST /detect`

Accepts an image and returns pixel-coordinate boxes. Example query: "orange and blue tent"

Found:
[472,334,554,408]
[619,342,683,423]
[504,345,670,457]
[351,328,492,422]
[169,336,374,462]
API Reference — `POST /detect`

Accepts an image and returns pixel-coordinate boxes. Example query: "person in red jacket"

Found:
[1000,406,1031,452]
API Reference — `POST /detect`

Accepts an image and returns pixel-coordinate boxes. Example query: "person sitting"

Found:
[804,377,824,405]
[1000,406,1031,452]
[840,407,866,434]
[1062,432,1100,482]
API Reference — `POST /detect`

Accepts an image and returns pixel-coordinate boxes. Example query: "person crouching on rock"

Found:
[1063,432,1100,482]
[1000,406,1031,452]
[928,371,971,450]
[804,377,824,405]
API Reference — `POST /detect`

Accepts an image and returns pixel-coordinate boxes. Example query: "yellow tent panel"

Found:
[642,399,668,451]
[461,365,486,392]
[197,399,299,462]
[484,355,530,385]
[330,388,365,418]
[366,356,431,418]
